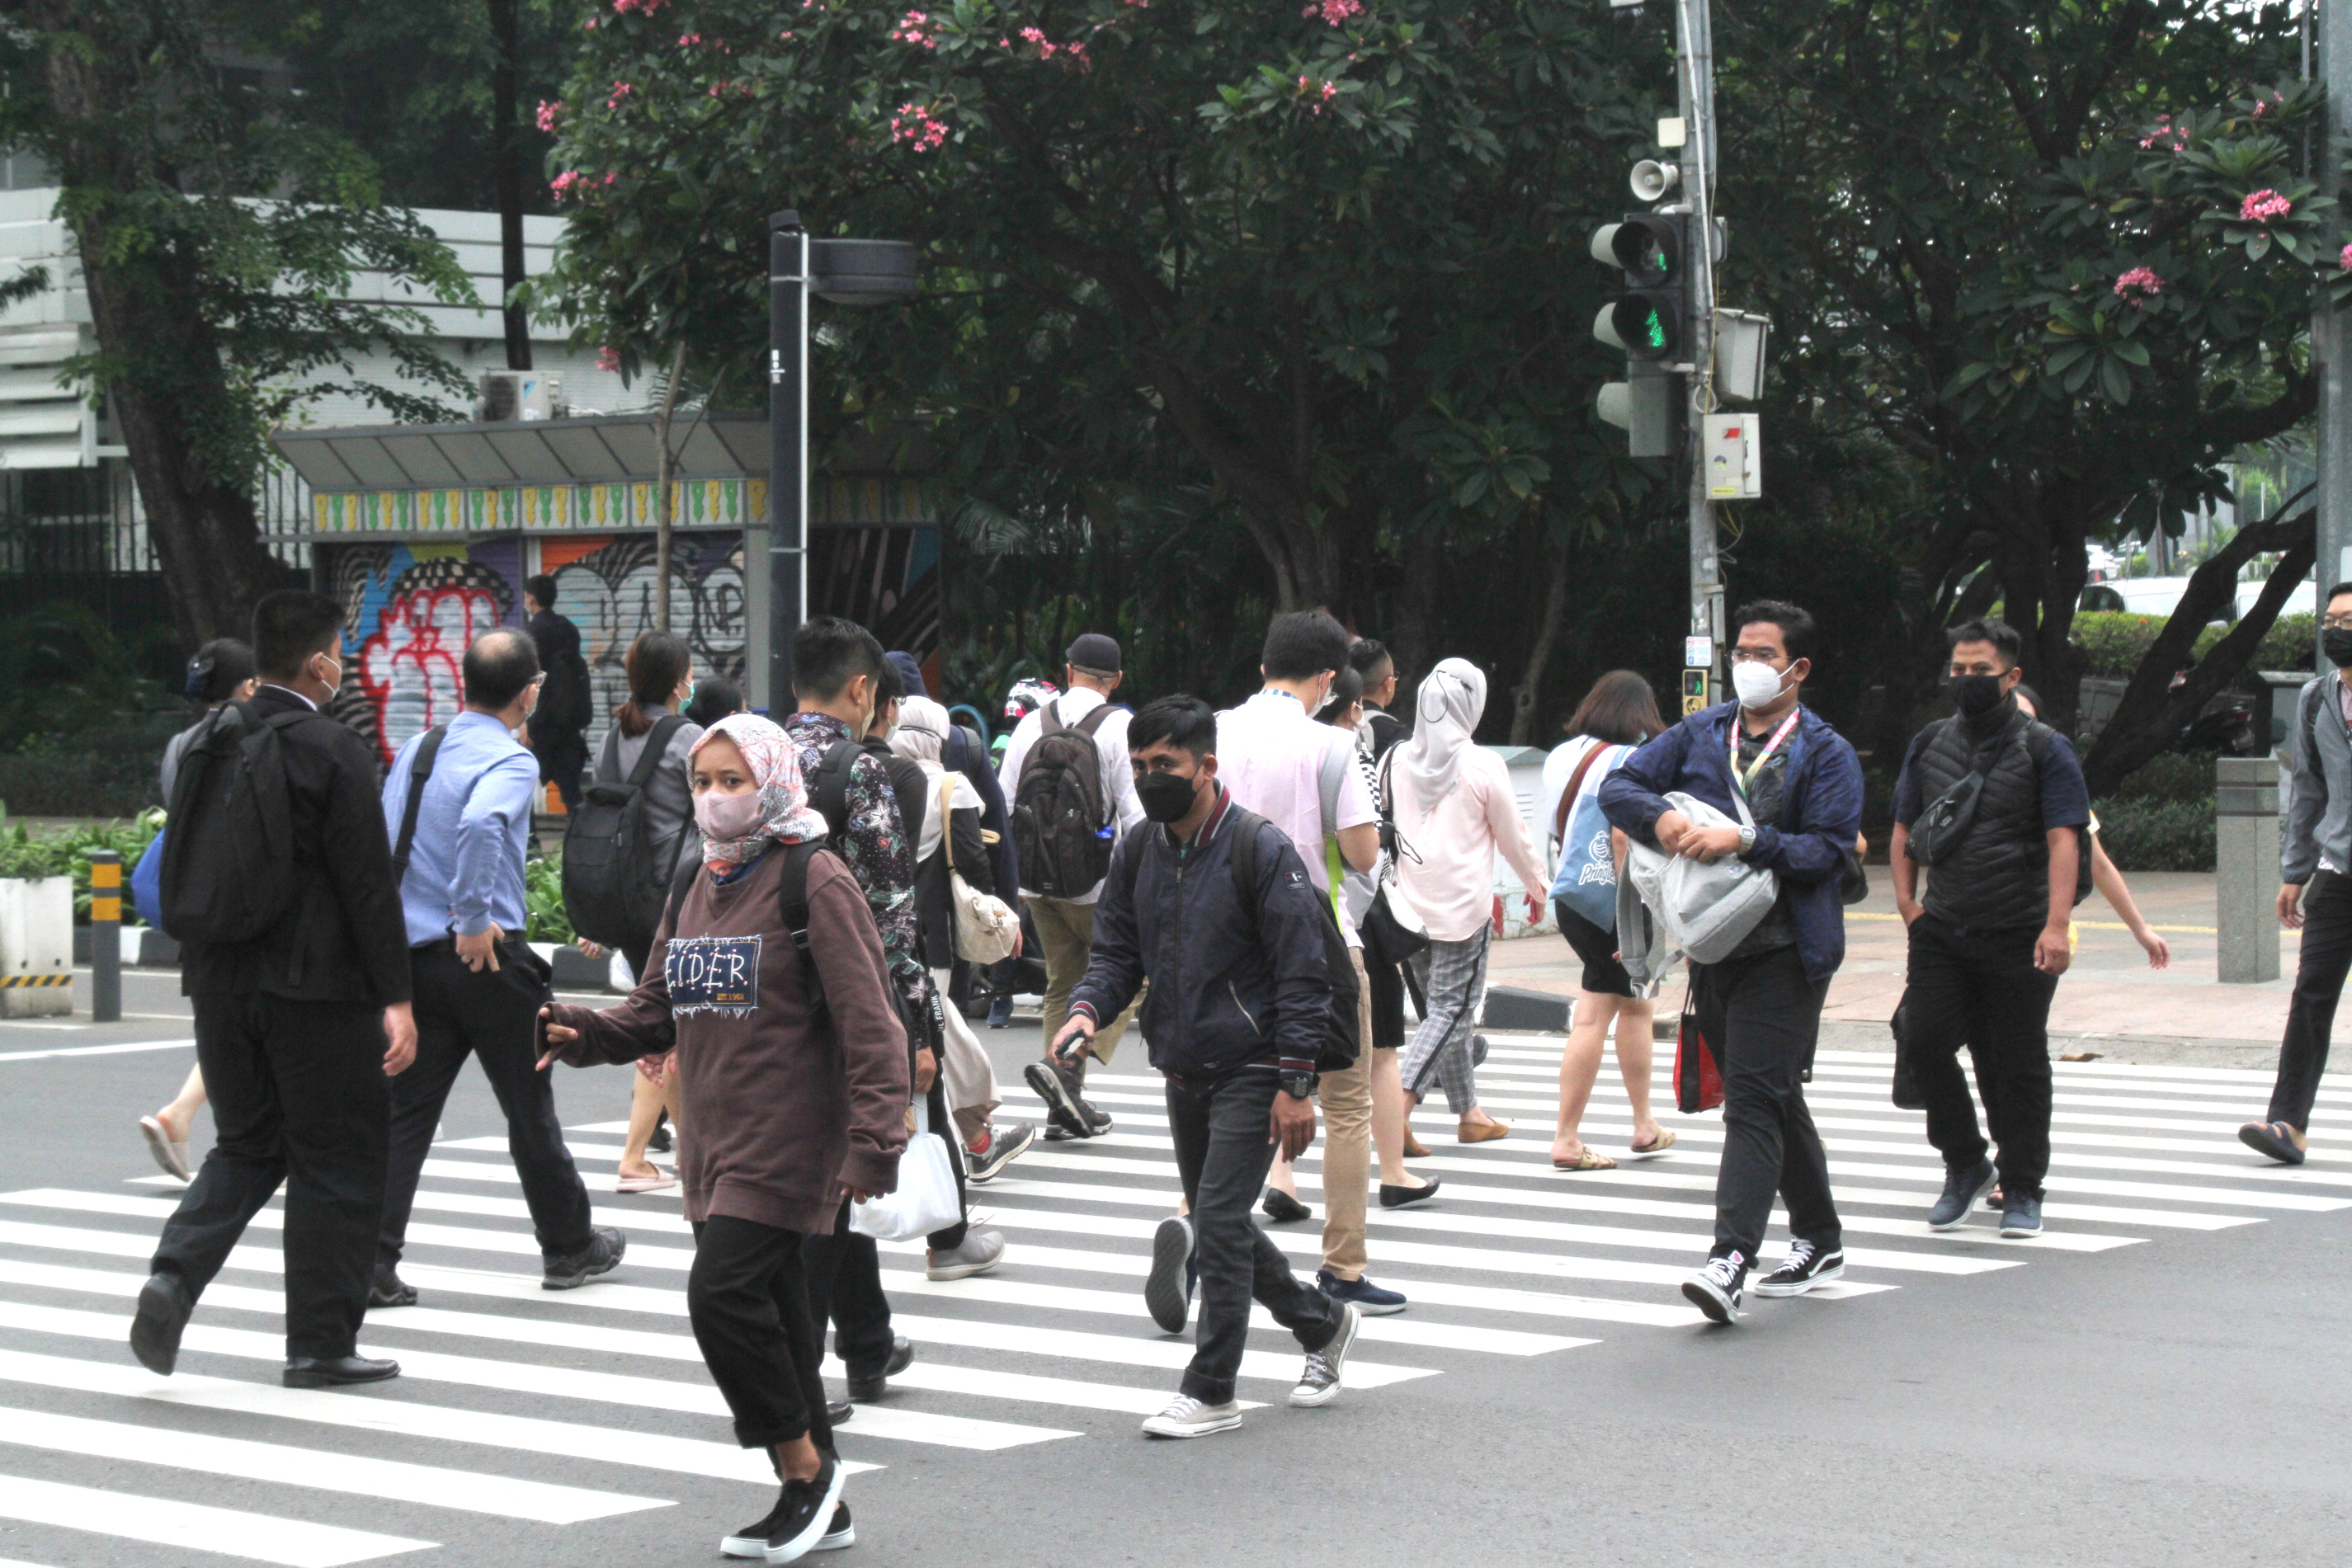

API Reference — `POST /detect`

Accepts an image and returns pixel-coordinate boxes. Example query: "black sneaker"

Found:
[129,1270,193,1376]
[1749,1239,1844,1298]
[543,1224,627,1289]
[812,1504,854,1552]
[1144,1214,1195,1334]
[1261,1187,1311,1225]
[367,1265,417,1308]
[648,1119,674,1155]
[1024,1058,1096,1138]
[1043,1102,1110,1140]
[765,1456,846,1564]
[1927,1158,1998,1231]
[722,1490,786,1559]
[1680,1253,1747,1325]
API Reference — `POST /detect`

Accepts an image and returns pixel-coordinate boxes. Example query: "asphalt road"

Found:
[0,965,2346,1567]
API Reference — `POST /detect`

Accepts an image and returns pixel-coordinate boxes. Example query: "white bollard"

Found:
[2216,756,2281,984]
[0,876,75,1019]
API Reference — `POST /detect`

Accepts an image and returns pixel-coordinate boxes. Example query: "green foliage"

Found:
[2091,796,2215,873]
[2072,612,2171,679]
[0,605,178,751]
[2109,752,2220,807]
[524,850,575,945]
[0,809,164,921]
[2194,610,2312,671]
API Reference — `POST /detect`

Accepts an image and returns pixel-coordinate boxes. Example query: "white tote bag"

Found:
[939,777,1020,965]
[848,1095,963,1243]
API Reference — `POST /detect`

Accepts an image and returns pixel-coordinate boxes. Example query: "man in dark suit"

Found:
[133,590,419,1389]
[523,573,592,811]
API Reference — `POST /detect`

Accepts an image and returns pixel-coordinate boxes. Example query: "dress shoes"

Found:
[129,1271,194,1376]
[284,1354,401,1389]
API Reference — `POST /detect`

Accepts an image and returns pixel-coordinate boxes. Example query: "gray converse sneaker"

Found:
[1289,1302,1361,1408]
[1140,1394,1243,1439]
[925,1229,1005,1281]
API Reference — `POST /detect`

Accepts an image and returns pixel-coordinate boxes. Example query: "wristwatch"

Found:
[1737,823,1758,855]
[1279,1070,1317,1100]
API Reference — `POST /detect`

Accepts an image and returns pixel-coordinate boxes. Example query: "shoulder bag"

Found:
[938,775,1020,964]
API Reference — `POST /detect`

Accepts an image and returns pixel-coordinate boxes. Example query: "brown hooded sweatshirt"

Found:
[545,842,907,1233]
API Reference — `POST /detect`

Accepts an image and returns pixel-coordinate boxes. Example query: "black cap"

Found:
[1065,633,1122,675]
[885,650,927,700]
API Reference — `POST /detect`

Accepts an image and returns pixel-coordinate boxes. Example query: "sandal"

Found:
[1628,1129,1677,1158]
[1552,1147,1618,1171]
[139,1117,191,1182]
[615,1169,678,1193]
[2237,1120,2307,1166]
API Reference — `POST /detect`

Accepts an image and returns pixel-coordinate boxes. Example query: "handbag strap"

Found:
[1553,741,1608,846]
[937,775,960,874]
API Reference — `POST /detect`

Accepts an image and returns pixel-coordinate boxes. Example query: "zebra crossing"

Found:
[0,1034,2343,1565]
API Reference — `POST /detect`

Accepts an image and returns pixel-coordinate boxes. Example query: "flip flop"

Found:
[1628,1129,1677,1158]
[2237,1120,2307,1166]
[1552,1147,1618,1171]
[615,1170,679,1193]
[139,1117,191,1182]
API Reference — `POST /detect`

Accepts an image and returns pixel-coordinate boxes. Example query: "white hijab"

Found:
[1399,657,1487,808]
[888,696,978,864]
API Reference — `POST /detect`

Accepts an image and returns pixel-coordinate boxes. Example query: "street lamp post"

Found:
[764,210,917,709]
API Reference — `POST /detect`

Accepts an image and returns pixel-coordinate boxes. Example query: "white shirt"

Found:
[1214,690,1378,919]
[1537,736,1633,861]
[996,686,1147,902]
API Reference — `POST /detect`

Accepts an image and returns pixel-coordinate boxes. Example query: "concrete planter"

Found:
[0,876,74,1018]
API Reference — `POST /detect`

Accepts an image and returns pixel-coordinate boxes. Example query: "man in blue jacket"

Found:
[1055,695,1359,1438]
[1601,600,1863,1324]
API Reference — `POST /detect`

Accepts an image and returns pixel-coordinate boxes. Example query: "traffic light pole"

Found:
[767,211,809,712]
[1677,0,1723,709]
[2318,1,2352,648]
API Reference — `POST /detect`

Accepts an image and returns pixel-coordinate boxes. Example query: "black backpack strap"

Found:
[1075,703,1115,737]
[1225,806,1264,942]
[389,726,450,883]
[777,840,827,1018]
[1115,817,1152,906]
[811,737,861,838]
[628,713,689,788]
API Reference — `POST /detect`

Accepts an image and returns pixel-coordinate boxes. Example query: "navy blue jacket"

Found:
[1599,701,1864,982]
[945,723,1020,903]
[1068,791,1330,1078]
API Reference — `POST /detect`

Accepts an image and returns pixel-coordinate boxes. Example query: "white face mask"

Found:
[1732,661,1789,710]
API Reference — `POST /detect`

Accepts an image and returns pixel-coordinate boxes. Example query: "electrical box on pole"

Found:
[1704,413,1762,499]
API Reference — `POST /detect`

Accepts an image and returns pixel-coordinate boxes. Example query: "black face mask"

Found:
[1135,769,1201,824]
[1952,673,2007,718]
[2324,628,2352,670]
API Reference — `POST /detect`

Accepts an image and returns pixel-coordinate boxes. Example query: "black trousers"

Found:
[530,722,586,812]
[1690,946,1841,1266]
[1905,914,2058,1199]
[379,943,593,1269]
[2276,869,2352,1129]
[1167,1068,1341,1406]
[690,1216,834,1453]
[153,993,389,1359]
[803,1200,897,1377]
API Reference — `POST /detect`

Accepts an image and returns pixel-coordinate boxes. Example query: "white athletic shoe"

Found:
[1140,1394,1243,1439]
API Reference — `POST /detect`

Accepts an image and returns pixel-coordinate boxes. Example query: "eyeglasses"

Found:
[2325,615,2352,631]
[1727,647,1786,664]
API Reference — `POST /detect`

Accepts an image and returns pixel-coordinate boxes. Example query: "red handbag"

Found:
[1674,994,1723,1114]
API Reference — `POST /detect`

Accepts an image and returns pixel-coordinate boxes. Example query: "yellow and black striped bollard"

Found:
[89,849,121,1024]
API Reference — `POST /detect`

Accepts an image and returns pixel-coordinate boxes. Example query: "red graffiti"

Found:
[357,586,507,763]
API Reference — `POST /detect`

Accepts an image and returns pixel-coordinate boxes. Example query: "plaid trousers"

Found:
[1402,929,1491,1114]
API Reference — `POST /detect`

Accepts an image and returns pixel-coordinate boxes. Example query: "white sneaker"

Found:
[1140,1394,1243,1439]
[1289,1302,1360,1407]
[924,1229,1004,1281]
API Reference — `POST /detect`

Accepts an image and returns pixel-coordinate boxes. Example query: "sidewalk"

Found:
[1488,871,2319,1071]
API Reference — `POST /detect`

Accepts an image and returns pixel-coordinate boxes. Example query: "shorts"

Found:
[1554,898,1633,999]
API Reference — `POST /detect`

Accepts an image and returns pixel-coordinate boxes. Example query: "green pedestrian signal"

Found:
[1590,210,1686,455]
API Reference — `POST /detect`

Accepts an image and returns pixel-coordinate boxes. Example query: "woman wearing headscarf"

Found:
[1379,659,1552,1142]
[538,713,907,1563]
[891,698,1036,1189]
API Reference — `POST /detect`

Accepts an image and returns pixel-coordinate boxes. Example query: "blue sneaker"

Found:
[987,995,1014,1029]
[1317,1268,1407,1316]
[1927,1157,1997,1231]
[1999,1193,2044,1238]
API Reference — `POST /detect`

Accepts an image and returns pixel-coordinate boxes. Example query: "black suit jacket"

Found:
[180,685,414,1008]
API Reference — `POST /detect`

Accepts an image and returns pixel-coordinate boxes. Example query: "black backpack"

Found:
[1010,699,1117,897]
[1116,807,1361,1076]
[563,714,691,949]
[158,700,333,946]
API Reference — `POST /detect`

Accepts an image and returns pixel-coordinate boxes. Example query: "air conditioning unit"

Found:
[477,370,566,422]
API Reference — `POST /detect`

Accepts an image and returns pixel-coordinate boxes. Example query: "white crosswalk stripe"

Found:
[0,1032,2340,1565]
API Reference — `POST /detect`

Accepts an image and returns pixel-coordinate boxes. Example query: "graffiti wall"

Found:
[323,533,744,767]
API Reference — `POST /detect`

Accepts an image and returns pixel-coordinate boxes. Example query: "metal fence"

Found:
[0,462,311,600]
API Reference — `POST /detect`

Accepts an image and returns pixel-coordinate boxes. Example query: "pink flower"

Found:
[2138,113,2185,153]
[2113,266,2165,305]
[550,170,582,197]
[890,102,949,152]
[1303,0,1363,21]
[596,346,621,374]
[606,80,634,109]
[612,0,664,14]
[887,9,937,47]
[2241,188,2293,223]
[535,99,559,133]
[677,31,702,45]
[2339,242,2352,271]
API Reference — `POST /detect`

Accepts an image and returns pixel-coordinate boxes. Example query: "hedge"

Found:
[2073,610,2314,680]
[2092,796,2216,873]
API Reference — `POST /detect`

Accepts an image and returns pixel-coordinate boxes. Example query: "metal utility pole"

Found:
[767,210,809,710]
[2317,1,2352,634]
[1676,0,1723,702]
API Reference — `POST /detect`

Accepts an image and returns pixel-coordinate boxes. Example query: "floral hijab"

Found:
[689,713,827,874]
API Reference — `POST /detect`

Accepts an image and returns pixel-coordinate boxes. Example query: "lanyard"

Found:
[1728,709,1802,798]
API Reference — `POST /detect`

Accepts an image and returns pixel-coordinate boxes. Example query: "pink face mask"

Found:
[694,788,766,842]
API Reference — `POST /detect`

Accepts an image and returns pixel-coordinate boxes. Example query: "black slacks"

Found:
[803,1200,897,1376]
[2276,869,2352,1129]
[379,943,593,1269]
[691,1216,835,1453]
[1690,946,1841,1265]
[153,992,389,1358]
[1166,1067,1341,1406]
[1905,914,2058,1200]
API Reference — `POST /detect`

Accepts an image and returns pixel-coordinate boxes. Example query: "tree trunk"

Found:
[1509,527,1572,746]
[42,21,286,650]
[488,0,532,370]
[2082,500,2315,796]
[651,343,687,632]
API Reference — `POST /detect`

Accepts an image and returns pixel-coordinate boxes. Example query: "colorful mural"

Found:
[321,533,745,766]
[312,479,766,535]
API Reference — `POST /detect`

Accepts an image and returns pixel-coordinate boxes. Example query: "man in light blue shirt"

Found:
[371,627,624,1306]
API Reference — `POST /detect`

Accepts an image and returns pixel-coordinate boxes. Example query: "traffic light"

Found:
[1591,212,1687,458]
